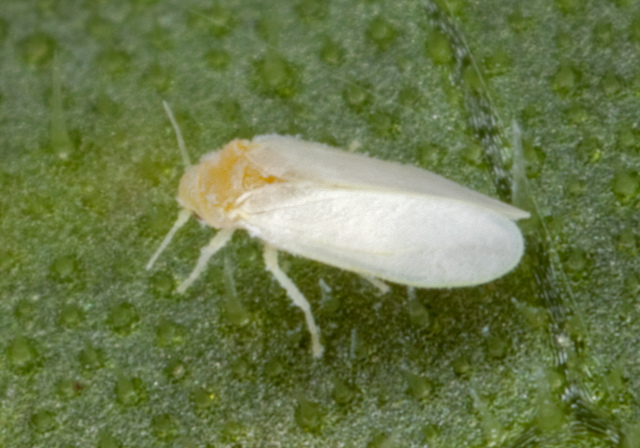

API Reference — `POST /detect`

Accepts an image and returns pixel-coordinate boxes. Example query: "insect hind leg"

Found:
[263,245,324,358]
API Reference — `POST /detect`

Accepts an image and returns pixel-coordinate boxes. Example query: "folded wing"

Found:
[248,135,529,221]
[236,184,525,288]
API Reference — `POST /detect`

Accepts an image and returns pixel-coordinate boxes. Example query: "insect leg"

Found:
[146,209,192,271]
[263,245,324,358]
[177,228,234,294]
[360,274,390,295]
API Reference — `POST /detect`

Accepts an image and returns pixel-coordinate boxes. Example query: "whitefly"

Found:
[147,102,530,358]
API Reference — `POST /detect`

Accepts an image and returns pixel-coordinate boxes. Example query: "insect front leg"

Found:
[177,229,234,294]
[146,209,192,271]
[263,245,324,358]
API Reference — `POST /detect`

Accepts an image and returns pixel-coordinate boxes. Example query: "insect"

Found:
[147,102,530,358]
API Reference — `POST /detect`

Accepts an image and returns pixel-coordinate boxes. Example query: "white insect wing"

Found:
[236,183,525,288]
[249,135,529,221]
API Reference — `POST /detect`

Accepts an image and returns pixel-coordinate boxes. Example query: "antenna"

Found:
[146,102,194,271]
[162,100,191,167]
